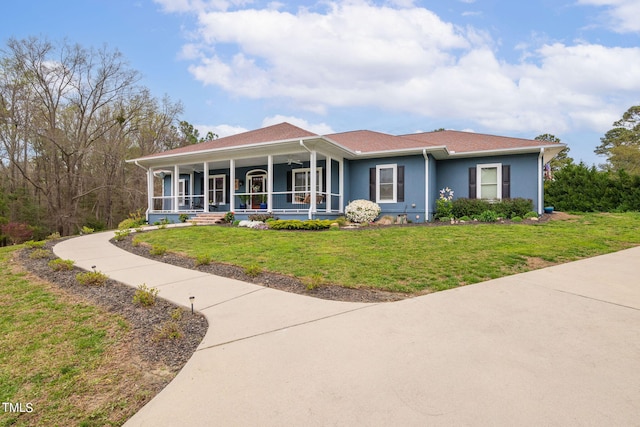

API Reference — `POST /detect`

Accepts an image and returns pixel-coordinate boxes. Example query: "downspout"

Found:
[423,149,429,222]
[300,140,313,219]
[134,160,151,222]
[538,148,544,215]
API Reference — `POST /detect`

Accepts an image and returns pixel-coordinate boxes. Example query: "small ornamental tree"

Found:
[1,222,33,245]
[345,200,381,223]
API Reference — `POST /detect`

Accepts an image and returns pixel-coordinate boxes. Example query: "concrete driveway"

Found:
[54,230,640,426]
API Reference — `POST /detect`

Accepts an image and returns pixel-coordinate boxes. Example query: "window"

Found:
[208,175,225,205]
[376,164,397,203]
[292,168,322,203]
[477,163,502,200]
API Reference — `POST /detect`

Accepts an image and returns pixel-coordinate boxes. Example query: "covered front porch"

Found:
[143,144,346,222]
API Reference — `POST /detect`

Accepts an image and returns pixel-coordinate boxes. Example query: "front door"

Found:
[250,175,265,209]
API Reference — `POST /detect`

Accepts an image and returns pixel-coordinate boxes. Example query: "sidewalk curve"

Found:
[54,231,640,426]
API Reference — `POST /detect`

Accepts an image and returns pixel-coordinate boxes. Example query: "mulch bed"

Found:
[16,242,208,375]
[113,235,413,303]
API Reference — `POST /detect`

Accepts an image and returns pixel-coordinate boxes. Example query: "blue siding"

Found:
[435,153,541,211]
[348,155,426,220]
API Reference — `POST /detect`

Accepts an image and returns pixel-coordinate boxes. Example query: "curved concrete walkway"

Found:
[54,230,640,426]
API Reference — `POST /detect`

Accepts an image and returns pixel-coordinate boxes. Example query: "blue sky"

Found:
[2,0,640,166]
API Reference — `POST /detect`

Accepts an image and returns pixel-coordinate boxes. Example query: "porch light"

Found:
[189,295,195,314]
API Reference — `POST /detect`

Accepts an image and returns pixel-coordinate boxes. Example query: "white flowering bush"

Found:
[345,199,381,223]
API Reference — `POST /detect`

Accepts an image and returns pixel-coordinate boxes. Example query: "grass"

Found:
[0,246,150,426]
[132,212,640,293]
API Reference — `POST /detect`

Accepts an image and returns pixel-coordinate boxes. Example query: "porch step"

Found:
[188,213,226,225]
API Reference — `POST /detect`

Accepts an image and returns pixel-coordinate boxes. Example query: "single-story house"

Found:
[128,122,566,223]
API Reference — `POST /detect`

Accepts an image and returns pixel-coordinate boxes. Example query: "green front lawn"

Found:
[0,246,148,427]
[134,213,640,293]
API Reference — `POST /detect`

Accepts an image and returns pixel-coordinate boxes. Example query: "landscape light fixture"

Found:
[91,265,96,272]
[189,296,195,314]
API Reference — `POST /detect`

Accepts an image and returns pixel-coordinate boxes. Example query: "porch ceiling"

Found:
[156,151,335,173]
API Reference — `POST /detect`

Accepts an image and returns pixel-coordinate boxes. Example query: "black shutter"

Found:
[469,167,477,199]
[322,168,326,196]
[502,165,510,199]
[226,175,230,204]
[397,165,404,202]
[369,167,376,201]
[286,170,292,203]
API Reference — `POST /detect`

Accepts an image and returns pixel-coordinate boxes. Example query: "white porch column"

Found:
[338,157,344,213]
[173,165,179,212]
[189,172,194,209]
[423,150,430,222]
[203,161,209,212]
[147,167,154,215]
[325,155,332,213]
[267,155,273,212]
[310,150,317,219]
[230,159,236,211]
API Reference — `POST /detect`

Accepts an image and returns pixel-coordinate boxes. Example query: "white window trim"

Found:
[376,164,397,203]
[209,174,226,205]
[477,163,502,200]
[293,167,323,204]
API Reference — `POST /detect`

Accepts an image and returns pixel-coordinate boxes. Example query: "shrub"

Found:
[149,245,167,256]
[1,222,33,245]
[76,271,108,286]
[80,226,94,234]
[458,216,471,222]
[29,249,51,259]
[248,213,276,222]
[345,200,381,223]
[493,198,534,219]
[511,216,523,222]
[113,229,130,241]
[153,321,183,341]
[46,232,61,240]
[478,210,498,222]
[450,198,533,219]
[179,214,190,223]
[48,259,74,271]
[451,198,492,219]
[224,212,235,223]
[119,209,146,229]
[195,254,211,266]
[524,211,539,219]
[170,307,184,321]
[267,219,333,230]
[133,284,159,307]
[24,240,45,249]
[244,264,262,277]
[435,187,454,219]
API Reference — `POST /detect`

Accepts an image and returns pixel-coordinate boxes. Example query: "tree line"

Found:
[1,36,639,243]
[544,105,640,212]
[0,37,211,241]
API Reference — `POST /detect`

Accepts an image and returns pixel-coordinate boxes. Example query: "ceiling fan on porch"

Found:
[287,158,303,166]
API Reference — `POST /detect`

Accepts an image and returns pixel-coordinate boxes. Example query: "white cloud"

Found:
[578,0,640,33]
[165,1,640,137]
[196,123,248,138]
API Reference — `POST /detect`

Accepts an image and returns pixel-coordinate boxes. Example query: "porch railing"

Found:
[151,192,342,213]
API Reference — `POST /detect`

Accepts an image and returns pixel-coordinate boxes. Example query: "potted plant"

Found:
[259,193,268,210]
[238,194,249,209]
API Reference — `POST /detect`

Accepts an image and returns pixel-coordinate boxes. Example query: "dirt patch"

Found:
[15,242,208,413]
[545,211,579,221]
[113,236,413,303]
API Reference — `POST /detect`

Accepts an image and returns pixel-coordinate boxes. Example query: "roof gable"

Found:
[138,122,318,160]
[399,130,554,154]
